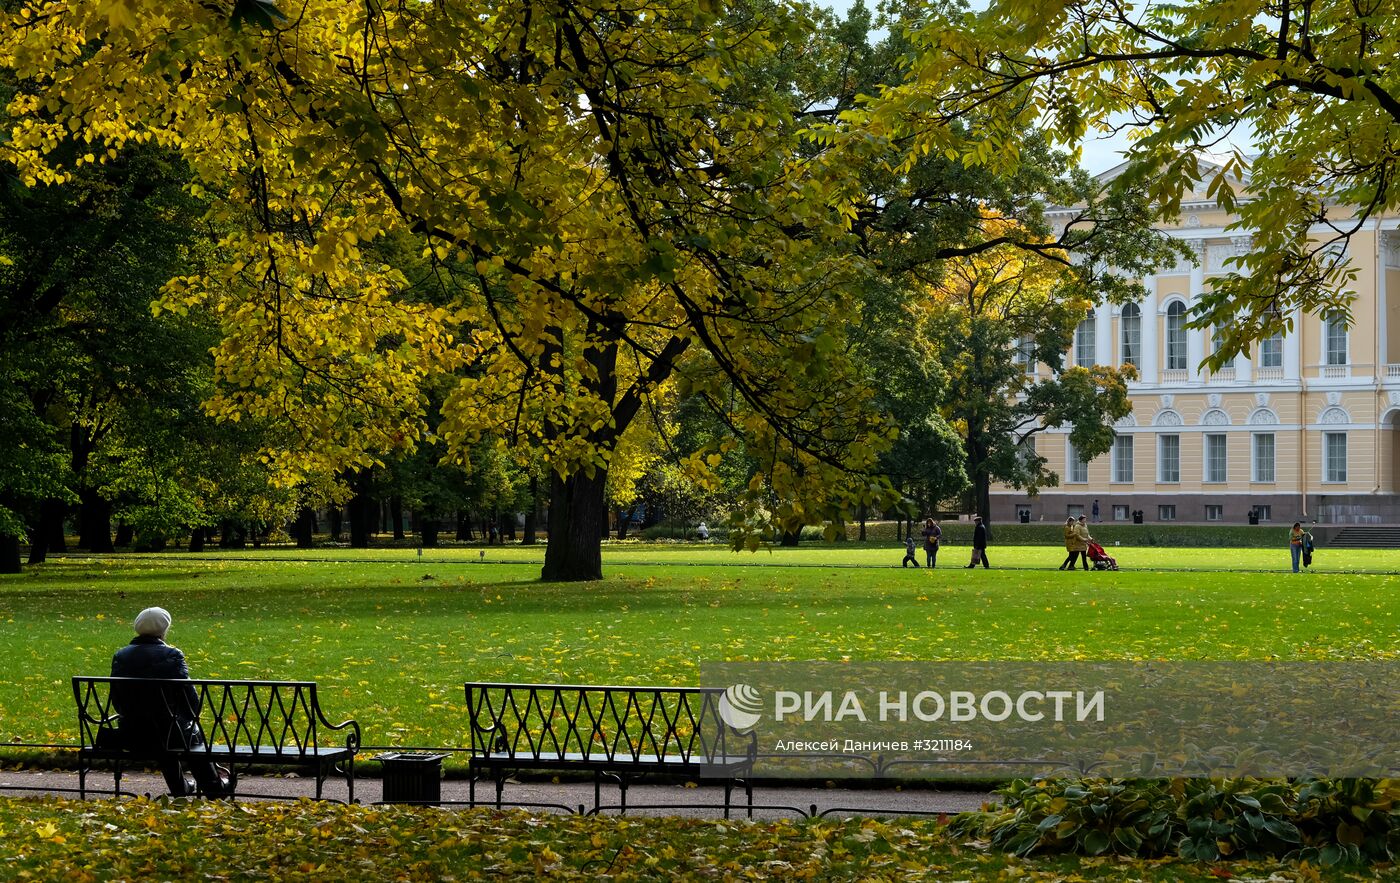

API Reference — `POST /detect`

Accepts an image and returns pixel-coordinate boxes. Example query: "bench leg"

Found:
[468,771,476,808]
[593,772,601,813]
[723,779,733,820]
[346,756,355,805]
[316,763,325,800]
[746,778,754,819]
[494,769,504,809]
[113,761,123,799]
[618,775,628,816]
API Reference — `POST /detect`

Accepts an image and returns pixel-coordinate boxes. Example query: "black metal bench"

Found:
[73,676,360,801]
[465,682,757,817]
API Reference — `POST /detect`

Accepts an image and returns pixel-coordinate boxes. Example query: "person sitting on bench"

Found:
[110,607,231,797]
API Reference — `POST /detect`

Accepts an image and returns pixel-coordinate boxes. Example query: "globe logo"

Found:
[718,683,763,732]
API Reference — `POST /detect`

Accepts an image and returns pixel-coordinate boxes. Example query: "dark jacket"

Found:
[973,521,988,549]
[110,636,202,747]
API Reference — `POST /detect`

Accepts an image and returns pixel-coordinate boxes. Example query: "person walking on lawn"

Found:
[902,534,920,568]
[966,515,990,568]
[920,518,942,568]
[1060,516,1086,570]
[1071,515,1093,570]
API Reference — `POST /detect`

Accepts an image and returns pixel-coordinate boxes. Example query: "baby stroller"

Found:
[1087,541,1118,571]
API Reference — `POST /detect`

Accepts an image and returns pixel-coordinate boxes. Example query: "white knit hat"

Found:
[133,607,171,638]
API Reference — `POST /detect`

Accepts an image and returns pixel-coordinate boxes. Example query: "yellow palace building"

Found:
[992,162,1400,526]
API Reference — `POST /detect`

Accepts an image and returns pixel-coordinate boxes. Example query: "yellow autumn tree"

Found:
[1,0,896,579]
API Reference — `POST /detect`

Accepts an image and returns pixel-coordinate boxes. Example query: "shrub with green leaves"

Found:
[949,777,1400,866]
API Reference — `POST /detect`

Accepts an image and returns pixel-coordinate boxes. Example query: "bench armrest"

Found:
[315,711,361,754]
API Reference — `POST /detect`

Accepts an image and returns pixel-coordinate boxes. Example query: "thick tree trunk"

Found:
[328,507,343,542]
[541,470,607,582]
[78,489,114,553]
[114,521,134,547]
[455,511,474,541]
[0,533,20,573]
[347,472,372,549]
[521,476,539,545]
[43,499,66,553]
[188,527,205,553]
[218,519,245,549]
[858,504,867,542]
[294,507,315,548]
[419,513,439,548]
[390,496,405,540]
[779,528,801,547]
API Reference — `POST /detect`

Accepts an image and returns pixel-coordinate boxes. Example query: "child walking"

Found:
[902,535,920,568]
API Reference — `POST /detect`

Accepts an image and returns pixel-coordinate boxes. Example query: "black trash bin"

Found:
[1132,510,1143,524]
[378,753,447,804]
[1248,510,1259,525]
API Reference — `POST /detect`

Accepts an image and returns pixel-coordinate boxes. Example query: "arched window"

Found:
[1120,303,1141,367]
[1074,310,1095,367]
[1165,301,1188,370]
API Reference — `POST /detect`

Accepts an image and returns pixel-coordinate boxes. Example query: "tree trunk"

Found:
[455,511,474,541]
[780,528,801,547]
[43,498,66,553]
[541,469,607,581]
[0,533,20,573]
[329,507,343,542]
[419,513,439,548]
[347,472,372,549]
[294,507,315,548]
[188,527,205,553]
[78,489,114,553]
[219,519,245,549]
[390,496,405,540]
[522,476,539,545]
[114,521,134,547]
[858,504,867,542]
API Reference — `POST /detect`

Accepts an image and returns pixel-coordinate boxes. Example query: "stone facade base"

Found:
[990,493,1400,525]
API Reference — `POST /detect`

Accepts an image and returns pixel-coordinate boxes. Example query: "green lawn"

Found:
[2,547,1396,749]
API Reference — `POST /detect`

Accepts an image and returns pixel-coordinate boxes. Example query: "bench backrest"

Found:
[465,682,757,764]
[74,677,355,756]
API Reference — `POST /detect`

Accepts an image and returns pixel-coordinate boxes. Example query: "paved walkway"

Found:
[0,768,991,819]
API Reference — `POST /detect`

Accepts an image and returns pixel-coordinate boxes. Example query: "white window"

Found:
[1158,504,1176,521]
[1254,504,1272,522]
[1260,332,1283,368]
[1211,325,1228,356]
[1013,335,1035,374]
[1324,312,1347,366]
[1165,301,1188,370]
[1253,433,1275,483]
[1205,504,1223,521]
[1158,434,1180,483]
[1075,312,1096,367]
[1112,504,1129,521]
[1067,440,1088,483]
[1120,303,1141,367]
[1112,436,1134,483]
[1205,434,1227,483]
[1325,432,1347,482]
[1066,504,1085,518]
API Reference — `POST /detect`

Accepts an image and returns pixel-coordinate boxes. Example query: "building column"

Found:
[1188,239,1207,382]
[1141,287,1159,384]
[1232,237,1252,383]
[1380,229,1391,374]
[1095,301,1112,366]
[1284,306,1302,381]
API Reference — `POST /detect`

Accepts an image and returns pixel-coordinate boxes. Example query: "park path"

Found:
[0,768,990,819]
